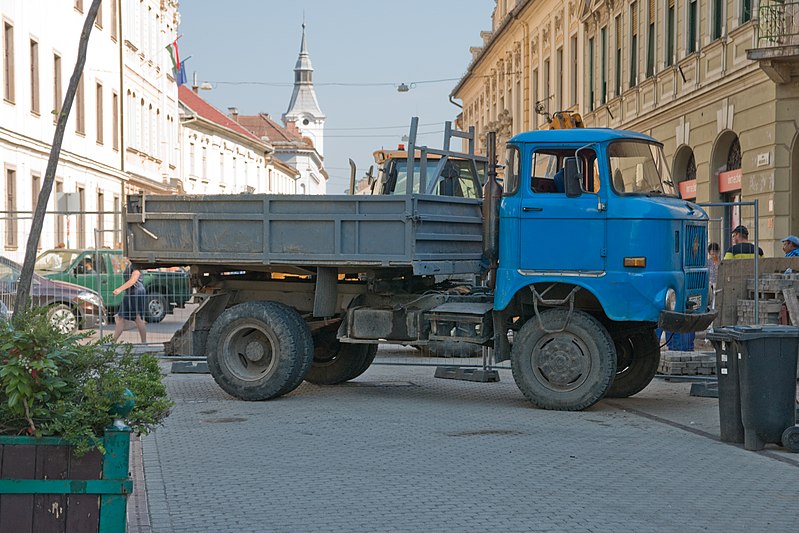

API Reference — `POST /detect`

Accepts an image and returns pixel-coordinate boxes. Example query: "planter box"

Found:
[0,429,132,533]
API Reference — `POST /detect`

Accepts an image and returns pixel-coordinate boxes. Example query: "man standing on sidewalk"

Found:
[724,225,764,259]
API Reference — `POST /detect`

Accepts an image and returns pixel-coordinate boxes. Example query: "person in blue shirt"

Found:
[782,235,799,257]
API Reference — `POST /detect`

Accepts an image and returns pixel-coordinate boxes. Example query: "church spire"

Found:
[284,23,324,121]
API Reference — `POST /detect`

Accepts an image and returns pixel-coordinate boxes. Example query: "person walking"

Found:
[112,260,147,342]
[781,235,799,257]
[723,225,764,259]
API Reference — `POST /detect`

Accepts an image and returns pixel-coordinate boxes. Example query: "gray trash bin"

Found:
[706,328,744,443]
[725,325,799,452]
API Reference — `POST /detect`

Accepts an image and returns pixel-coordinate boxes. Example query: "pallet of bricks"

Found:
[658,350,717,376]
[741,273,799,326]
[715,258,799,327]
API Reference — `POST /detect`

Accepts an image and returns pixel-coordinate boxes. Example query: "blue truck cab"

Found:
[485,128,715,410]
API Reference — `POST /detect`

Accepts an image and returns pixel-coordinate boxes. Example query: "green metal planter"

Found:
[0,428,132,533]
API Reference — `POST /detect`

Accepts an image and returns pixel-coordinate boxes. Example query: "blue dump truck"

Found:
[124,120,713,411]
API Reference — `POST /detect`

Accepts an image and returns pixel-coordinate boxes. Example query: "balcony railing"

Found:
[757,1,799,47]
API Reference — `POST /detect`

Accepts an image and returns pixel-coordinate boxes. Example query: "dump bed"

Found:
[125,193,483,276]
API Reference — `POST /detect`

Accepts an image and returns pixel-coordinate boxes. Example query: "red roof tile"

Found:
[178,86,264,145]
[237,114,314,149]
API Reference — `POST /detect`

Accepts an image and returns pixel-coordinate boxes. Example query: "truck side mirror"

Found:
[563,157,583,198]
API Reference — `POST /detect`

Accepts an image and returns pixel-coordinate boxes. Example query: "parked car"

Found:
[0,255,103,333]
[34,248,192,323]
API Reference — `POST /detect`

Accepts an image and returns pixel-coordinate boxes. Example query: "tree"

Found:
[13,0,102,318]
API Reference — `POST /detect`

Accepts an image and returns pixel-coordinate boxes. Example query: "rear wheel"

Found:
[306,327,378,385]
[47,304,78,334]
[145,291,169,323]
[206,301,313,400]
[511,309,616,411]
[605,330,660,398]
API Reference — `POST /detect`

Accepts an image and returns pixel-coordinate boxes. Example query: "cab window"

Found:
[530,148,600,194]
[503,146,520,195]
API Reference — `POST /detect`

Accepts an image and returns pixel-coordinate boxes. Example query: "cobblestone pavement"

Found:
[135,347,799,533]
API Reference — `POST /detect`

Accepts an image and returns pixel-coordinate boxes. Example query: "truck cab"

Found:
[483,128,714,409]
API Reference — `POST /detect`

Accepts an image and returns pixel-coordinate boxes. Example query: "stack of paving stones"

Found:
[737,273,799,325]
[736,299,782,325]
[658,351,717,376]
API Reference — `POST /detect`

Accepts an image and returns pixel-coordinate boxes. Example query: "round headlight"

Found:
[665,288,677,311]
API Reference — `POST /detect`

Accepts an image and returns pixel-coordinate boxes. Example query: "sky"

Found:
[178,0,494,194]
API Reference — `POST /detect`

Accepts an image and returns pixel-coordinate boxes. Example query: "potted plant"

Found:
[0,308,172,532]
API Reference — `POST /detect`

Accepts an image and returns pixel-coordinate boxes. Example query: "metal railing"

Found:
[757,1,799,46]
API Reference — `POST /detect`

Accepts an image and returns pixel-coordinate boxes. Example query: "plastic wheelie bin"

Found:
[706,328,744,443]
[726,325,799,452]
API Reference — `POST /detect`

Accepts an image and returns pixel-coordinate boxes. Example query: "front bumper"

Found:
[658,310,716,333]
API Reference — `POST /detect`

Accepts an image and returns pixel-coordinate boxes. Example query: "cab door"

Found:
[518,147,607,273]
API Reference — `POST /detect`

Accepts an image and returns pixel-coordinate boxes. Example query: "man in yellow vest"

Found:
[723,225,764,259]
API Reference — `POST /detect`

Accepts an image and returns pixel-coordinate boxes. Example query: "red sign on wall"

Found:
[679,179,697,199]
[719,169,742,193]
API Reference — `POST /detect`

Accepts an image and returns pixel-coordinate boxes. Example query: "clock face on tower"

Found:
[303,119,310,125]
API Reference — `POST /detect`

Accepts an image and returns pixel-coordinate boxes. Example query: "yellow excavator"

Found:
[534,100,584,129]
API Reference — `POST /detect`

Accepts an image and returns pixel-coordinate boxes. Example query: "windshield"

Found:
[388,159,482,198]
[34,251,80,272]
[608,141,677,196]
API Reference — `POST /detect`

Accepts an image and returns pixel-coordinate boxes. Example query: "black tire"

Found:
[145,291,169,323]
[782,426,799,453]
[417,340,483,358]
[511,309,616,411]
[206,301,313,401]
[47,303,78,334]
[605,330,660,398]
[267,302,314,396]
[305,328,378,385]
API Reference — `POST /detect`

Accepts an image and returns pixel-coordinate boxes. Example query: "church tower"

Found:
[283,23,326,157]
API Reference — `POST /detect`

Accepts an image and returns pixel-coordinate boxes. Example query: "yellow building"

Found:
[453,0,799,254]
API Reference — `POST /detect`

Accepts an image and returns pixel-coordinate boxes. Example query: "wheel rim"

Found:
[220,321,279,382]
[531,333,592,392]
[614,338,635,375]
[50,308,77,333]
[148,297,165,319]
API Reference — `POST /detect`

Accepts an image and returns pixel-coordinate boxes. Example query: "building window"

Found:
[75,75,84,134]
[712,0,723,40]
[202,146,207,179]
[531,68,538,126]
[96,82,103,144]
[77,186,85,248]
[113,195,120,245]
[97,191,104,246]
[600,27,607,105]
[570,35,578,107]
[55,180,64,244]
[666,0,675,67]
[53,53,62,123]
[615,16,622,97]
[630,2,638,87]
[30,39,39,114]
[112,91,118,150]
[646,0,655,78]
[110,0,117,40]
[555,48,563,111]
[587,38,595,111]
[95,0,103,29]
[5,167,17,248]
[189,142,195,176]
[4,21,15,103]
[741,0,752,23]
[687,0,698,54]
[31,173,40,212]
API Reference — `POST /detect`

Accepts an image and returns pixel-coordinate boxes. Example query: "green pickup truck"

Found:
[35,248,192,323]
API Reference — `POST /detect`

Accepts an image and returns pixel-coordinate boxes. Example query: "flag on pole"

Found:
[166,38,183,85]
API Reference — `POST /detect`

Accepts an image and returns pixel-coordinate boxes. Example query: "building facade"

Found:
[453,0,799,254]
[0,0,180,261]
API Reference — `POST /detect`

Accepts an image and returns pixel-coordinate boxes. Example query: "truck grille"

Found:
[683,224,707,269]
[686,270,708,291]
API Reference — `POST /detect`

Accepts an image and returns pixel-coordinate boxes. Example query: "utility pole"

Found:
[13,0,102,319]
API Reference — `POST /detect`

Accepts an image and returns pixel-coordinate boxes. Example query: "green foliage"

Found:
[0,308,172,455]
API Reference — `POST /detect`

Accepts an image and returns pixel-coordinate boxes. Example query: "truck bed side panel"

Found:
[125,194,483,275]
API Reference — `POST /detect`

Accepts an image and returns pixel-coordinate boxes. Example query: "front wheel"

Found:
[206,301,313,400]
[605,330,660,398]
[47,304,78,334]
[511,309,616,411]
